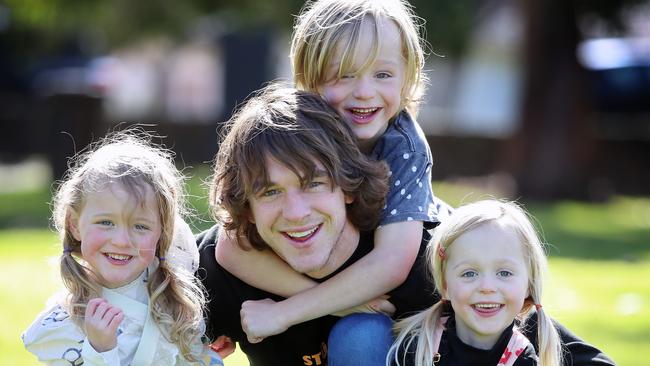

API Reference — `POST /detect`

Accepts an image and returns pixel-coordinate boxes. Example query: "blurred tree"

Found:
[4,0,647,197]
[498,0,648,199]
[3,0,474,55]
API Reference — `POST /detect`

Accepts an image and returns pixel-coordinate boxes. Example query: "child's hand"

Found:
[240,298,289,343]
[210,335,236,358]
[84,298,124,352]
[332,295,396,317]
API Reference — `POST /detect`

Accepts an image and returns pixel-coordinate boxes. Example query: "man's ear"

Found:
[67,210,82,241]
[344,194,355,205]
[247,210,255,224]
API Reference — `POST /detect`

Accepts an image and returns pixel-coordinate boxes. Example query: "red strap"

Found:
[431,316,448,361]
[431,320,532,366]
[497,328,532,366]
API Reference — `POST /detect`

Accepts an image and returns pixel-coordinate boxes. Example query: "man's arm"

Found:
[239,221,423,341]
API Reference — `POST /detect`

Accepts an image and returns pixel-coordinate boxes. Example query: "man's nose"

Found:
[282,191,311,221]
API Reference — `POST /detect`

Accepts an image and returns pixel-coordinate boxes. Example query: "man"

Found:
[197,85,433,365]
[196,85,614,366]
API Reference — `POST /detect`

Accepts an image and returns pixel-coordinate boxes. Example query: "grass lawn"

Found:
[3,177,649,365]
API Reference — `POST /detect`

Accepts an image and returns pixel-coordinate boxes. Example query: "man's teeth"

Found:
[351,108,377,114]
[106,253,132,261]
[286,227,318,238]
[474,303,501,309]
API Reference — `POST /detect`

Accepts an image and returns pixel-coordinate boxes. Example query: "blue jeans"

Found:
[327,313,393,366]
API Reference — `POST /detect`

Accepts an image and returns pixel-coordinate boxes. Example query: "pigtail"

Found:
[388,301,446,366]
[534,306,563,366]
[57,218,102,324]
[148,253,208,362]
[59,251,101,322]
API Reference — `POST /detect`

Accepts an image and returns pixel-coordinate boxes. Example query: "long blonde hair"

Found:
[51,130,206,361]
[389,200,563,366]
[290,0,428,116]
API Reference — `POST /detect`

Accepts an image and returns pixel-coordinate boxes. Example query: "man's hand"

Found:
[84,298,124,352]
[240,298,289,343]
[332,295,396,317]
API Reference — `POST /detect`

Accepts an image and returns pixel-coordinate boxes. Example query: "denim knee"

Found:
[328,313,393,366]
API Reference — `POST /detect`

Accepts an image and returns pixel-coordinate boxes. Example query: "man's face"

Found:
[248,155,356,278]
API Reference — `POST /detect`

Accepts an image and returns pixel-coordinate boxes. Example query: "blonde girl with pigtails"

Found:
[389,200,562,366]
[23,131,222,365]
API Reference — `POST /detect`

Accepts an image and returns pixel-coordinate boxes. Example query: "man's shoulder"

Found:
[196,224,221,250]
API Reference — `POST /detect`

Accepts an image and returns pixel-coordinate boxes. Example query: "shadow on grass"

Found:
[526,200,650,262]
[0,187,51,228]
[542,228,650,261]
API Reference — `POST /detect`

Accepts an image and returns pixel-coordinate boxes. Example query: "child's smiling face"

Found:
[70,181,161,288]
[318,16,405,151]
[442,222,530,350]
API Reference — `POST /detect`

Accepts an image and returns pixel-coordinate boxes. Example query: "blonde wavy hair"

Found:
[389,200,563,366]
[51,130,206,361]
[290,0,428,116]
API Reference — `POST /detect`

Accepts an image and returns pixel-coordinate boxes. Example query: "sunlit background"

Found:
[1,0,649,364]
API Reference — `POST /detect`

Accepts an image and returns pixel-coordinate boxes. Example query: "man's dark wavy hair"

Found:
[210,83,389,250]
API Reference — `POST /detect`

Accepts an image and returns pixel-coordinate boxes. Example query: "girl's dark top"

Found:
[393,316,537,366]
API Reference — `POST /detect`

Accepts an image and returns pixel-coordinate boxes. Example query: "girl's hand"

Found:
[84,298,124,352]
[210,335,236,358]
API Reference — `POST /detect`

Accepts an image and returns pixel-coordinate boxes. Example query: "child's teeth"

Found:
[107,253,131,261]
[475,303,500,309]
[352,108,377,114]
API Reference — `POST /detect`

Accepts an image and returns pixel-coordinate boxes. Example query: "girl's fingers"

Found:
[85,298,105,318]
[107,311,124,332]
[93,301,110,320]
[85,298,124,327]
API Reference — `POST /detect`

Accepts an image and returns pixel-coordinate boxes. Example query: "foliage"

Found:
[3,0,475,56]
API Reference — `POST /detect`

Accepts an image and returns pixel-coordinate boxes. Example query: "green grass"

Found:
[2,229,251,365]
[3,176,650,365]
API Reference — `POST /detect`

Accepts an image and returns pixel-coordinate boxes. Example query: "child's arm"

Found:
[217,231,396,316]
[216,231,317,297]
[80,298,124,365]
[239,221,423,342]
[84,298,123,352]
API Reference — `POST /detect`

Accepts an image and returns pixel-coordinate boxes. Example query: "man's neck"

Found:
[306,220,360,279]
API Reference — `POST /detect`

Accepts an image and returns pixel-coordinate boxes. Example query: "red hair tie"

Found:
[535,303,542,310]
[437,245,446,259]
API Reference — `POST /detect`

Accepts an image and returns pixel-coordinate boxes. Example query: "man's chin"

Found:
[287,259,327,277]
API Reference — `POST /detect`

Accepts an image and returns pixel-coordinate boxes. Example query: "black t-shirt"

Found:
[197,224,615,366]
[196,225,435,366]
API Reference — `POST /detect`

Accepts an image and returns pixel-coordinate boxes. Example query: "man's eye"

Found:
[306,180,330,191]
[261,189,280,197]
